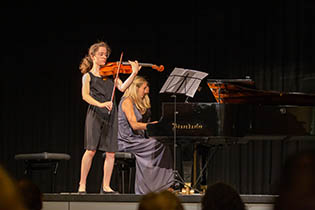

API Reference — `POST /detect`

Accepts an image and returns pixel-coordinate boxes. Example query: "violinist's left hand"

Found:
[117,60,142,92]
[128,60,142,75]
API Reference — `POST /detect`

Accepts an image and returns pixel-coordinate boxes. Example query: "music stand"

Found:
[159,67,208,192]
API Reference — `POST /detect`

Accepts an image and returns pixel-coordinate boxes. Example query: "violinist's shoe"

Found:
[100,186,119,194]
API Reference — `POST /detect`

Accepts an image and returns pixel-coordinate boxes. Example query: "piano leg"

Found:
[193,144,197,186]
[192,145,205,189]
[179,144,192,183]
[193,145,221,190]
[180,144,208,190]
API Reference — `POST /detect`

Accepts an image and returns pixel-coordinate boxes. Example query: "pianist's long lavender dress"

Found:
[117,97,174,194]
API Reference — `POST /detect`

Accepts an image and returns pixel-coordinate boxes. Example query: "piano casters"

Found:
[158,68,208,194]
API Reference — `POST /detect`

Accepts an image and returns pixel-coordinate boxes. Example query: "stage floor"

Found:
[43,193,277,210]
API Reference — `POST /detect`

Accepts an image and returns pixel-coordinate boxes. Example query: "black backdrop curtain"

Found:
[1,1,315,193]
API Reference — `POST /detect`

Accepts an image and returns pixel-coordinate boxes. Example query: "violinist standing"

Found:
[78,41,141,193]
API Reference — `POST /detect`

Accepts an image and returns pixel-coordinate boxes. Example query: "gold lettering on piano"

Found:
[172,123,203,129]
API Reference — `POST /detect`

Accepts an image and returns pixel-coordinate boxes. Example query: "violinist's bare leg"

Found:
[102,152,115,192]
[79,150,96,192]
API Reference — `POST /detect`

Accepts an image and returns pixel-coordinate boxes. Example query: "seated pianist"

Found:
[117,76,174,194]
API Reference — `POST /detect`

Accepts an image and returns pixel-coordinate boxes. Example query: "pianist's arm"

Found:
[121,97,157,130]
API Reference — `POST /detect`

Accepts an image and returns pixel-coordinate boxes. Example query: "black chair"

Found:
[14,152,71,192]
[103,152,135,193]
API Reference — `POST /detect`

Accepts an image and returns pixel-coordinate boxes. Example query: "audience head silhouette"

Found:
[17,178,43,210]
[201,182,245,210]
[274,151,315,210]
[138,190,184,210]
[0,165,26,210]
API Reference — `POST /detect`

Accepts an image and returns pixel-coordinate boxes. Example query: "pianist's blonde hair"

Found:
[123,76,151,114]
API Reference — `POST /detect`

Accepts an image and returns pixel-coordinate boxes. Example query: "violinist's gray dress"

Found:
[84,72,118,152]
[117,97,174,194]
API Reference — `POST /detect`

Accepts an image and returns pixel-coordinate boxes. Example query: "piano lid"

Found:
[207,79,315,106]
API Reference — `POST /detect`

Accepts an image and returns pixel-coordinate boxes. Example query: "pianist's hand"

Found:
[149,121,158,124]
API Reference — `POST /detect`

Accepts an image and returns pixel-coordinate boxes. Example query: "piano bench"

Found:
[102,152,135,194]
[14,152,71,192]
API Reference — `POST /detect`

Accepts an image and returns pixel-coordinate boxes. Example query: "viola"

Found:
[100,61,164,78]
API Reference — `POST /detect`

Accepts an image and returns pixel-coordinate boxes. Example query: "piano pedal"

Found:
[180,182,196,195]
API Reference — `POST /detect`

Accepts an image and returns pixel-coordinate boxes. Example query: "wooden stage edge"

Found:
[43,193,277,210]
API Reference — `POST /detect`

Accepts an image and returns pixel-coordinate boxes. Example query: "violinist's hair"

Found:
[79,41,111,74]
[123,76,151,114]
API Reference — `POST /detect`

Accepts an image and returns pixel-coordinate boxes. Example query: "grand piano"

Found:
[147,79,315,144]
[147,78,315,189]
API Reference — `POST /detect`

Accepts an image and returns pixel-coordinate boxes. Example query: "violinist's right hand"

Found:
[99,101,113,111]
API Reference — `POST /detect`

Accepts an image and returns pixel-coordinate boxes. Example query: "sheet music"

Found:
[160,67,208,98]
